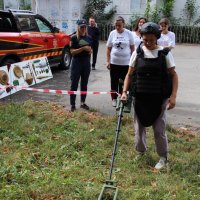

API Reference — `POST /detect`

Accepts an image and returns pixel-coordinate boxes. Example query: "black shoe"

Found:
[80,103,89,110]
[92,67,95,70]
[71,105,76,112]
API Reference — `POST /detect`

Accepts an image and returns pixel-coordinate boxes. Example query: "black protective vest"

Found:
[131,46,172,98]
[131,45,172,127]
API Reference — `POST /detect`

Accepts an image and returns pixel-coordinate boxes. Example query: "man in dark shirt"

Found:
[88,17,100,70]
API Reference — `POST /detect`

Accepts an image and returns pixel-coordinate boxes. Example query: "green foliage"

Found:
[161,0,175,18]
[0,0,4,10]
[83,0,117,24]
[144,0,151,21]
[19,0,31,10]
[182,0,200,26]
[141,0,177,25]
[0,101,200,199]
[151,6,161,24]
[129,14,142,28]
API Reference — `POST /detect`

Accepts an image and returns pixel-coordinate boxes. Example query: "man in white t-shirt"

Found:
[106,16,134,107]
[121,22,178,170]
[157,18,175,49]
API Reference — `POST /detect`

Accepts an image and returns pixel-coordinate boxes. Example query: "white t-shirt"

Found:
[157,31,175,48]
[129,46,175,69]
[106,28,135,65]
[132,31,142,49]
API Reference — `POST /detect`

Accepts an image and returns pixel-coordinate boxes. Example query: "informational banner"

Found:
[0,57,53,99]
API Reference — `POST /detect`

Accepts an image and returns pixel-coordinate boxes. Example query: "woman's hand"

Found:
[83,46,92,53]
[167,95,176,110]
[106,62,110,70]
[121,91,128,103]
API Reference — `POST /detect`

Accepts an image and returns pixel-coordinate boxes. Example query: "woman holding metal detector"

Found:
[121,22,178,170]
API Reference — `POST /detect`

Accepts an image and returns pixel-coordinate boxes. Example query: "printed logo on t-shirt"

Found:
[115,42,123,50]
[114,36,126,51]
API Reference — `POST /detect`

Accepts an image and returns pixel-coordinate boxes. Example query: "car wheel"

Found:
[59,47,71,70]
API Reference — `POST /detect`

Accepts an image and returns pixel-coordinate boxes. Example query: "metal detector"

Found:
[98,97,131,200]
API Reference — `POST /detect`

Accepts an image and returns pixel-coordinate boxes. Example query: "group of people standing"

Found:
[106,16,177,170]
[107,17,176,107]
[69,16,178,170]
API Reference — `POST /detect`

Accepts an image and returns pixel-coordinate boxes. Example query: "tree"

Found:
[83,0,117,24]
[142,0,178,25]
[161,0,175,18]
[181,0,200,26]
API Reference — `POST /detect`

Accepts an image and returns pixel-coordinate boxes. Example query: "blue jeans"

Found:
[70,56,91,106]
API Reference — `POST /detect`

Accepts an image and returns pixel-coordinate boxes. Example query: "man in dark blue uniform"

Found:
[88,17,100,70]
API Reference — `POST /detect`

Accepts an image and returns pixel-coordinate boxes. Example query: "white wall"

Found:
[107,0,147,24]
[173,0,200,21]
[4,0,19,9]
[32,0,85,34]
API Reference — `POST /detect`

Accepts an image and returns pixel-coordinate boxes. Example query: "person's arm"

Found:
[106,47,112,69]
[129,30,135,54]
[121,66,135,102]
[167,32,176,50]
[130,44,135,54]
[167,67,178,110]
[70,40,92,56]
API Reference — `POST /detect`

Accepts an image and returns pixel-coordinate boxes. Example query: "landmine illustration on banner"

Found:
[0,57,53,99]
[0,66,10,99]
[31,57,53,84]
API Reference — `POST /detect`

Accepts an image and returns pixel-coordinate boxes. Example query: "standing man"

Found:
[88,16,100,70]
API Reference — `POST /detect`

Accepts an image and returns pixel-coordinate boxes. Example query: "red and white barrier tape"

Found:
[0,85,117,95]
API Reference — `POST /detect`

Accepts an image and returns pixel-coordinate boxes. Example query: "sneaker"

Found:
[71,105,76,112]
[112,99,117,107]
[80,103,89,110]
[154,157,167,170]
[92,67,96,70]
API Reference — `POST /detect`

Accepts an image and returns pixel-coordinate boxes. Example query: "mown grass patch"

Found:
[0,101,199,200]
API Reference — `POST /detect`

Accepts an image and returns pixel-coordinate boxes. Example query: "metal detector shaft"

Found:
[109,102,124,180]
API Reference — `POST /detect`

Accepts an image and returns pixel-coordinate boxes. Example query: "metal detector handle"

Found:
[109,103,124,181]
[123,94,132,113]
[116,95,132,113]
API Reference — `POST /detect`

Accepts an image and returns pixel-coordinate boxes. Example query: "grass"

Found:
[0,100,199,200]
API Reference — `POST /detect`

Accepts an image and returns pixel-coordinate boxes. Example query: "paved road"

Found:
[1,42,200,132]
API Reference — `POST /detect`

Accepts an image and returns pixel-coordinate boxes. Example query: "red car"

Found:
[0,9,71,69]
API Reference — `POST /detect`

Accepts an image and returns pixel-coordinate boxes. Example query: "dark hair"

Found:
[133,17,148,31]
[115,16,125,24]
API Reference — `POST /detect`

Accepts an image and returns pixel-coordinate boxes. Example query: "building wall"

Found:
[107,0,147,24]
[32,0,86,34]
[172,0,200,20]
